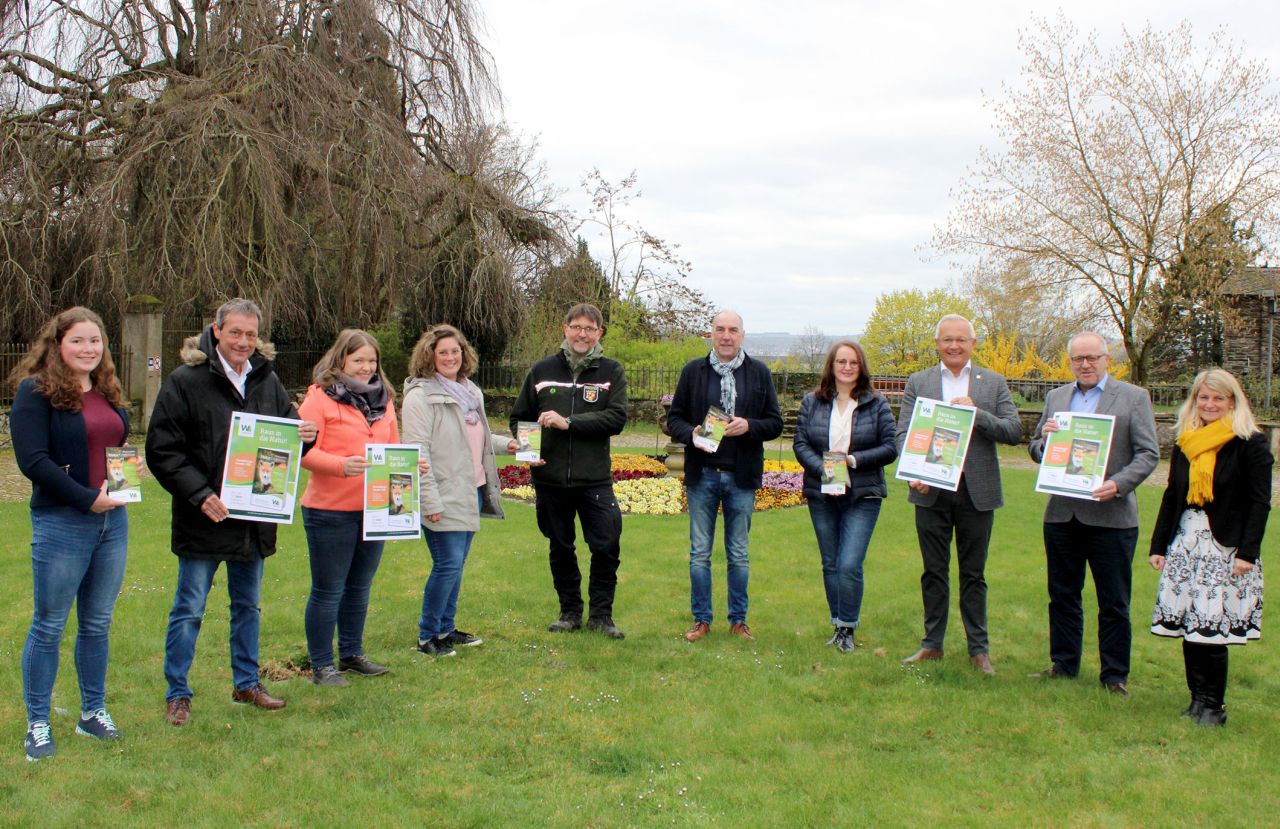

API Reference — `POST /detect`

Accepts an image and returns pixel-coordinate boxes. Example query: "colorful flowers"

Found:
[612,477,686,515]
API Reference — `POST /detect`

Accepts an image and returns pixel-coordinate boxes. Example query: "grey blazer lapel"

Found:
[1094,379,1122,415]
[922,368,943,401]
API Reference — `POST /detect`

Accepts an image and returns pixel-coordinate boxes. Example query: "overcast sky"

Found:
[481,1,1280,336]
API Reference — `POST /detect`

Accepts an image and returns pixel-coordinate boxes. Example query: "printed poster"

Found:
[219,412,303,524]
[692,406,732,452]
[1034,412,1116,501]
[105,446,142,503]
[821,451,849,495]
[363,443,422,541]
[895,397,978,492]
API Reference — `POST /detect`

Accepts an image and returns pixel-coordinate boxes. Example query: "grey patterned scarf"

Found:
[709,349,746,414]
[325,374,388,425]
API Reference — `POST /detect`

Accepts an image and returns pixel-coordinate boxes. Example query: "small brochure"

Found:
[104,446,142,503]
[894,397,978,492]
[692,406,732,452]
[363,443,422,541]
[821,451,849,495]
[219,411,303,524]
[515,421,542,463]
[1034,412,1117,501]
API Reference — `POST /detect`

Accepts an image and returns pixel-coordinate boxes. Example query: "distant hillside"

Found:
[743,331,860,360]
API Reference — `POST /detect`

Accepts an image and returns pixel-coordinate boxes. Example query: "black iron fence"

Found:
[1,342,134,407]
[474,363,1194,407]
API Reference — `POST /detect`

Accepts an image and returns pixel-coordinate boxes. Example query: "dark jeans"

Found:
[1043,518,1138,684]
[165,556,264,699]
[807,495,882,628]
[302,508,385,668]
[23,506,128,723]
[533,482,622,618]
[914,482,994,655]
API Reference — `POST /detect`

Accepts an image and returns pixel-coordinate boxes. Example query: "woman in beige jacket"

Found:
[402,324,516,657]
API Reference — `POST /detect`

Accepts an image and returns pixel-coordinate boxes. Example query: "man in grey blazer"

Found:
[1028,331,1158,695]
[896,315,1023,673]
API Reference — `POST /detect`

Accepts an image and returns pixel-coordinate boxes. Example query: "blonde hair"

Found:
[1173,368,1259,439]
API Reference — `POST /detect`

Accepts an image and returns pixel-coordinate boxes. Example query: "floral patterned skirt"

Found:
[1151,508,1262,645]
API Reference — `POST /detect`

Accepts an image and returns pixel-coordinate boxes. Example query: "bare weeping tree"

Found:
[0,1,555,344]
[934,16,1280,382]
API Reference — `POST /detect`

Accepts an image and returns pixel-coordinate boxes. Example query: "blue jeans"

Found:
[807,496,883,628]
[687,471,755,625]
[164,556,264,699]
[303,508,385,668]
[419,488,483,641]
[23,506,128,723]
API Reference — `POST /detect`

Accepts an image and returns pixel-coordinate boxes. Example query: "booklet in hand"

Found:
[515,421,542,462]
[105,446,142,502]
[820,451,849,495]
[693,406,731,452]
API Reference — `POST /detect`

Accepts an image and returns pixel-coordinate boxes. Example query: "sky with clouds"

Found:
[481,1,1280,336]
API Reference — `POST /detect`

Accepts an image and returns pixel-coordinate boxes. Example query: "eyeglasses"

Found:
[567,324,600,334]
[1069,354,1107,365]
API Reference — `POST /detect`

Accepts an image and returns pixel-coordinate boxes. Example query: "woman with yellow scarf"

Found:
[1149,369,1273,727]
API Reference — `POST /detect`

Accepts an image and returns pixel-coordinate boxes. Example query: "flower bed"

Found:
[499,454,806,514]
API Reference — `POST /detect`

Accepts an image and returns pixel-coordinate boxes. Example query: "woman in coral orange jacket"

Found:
[298,329,402,686]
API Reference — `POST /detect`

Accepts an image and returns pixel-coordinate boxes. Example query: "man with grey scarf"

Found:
[666,311,783,642]
[509,303,629,639]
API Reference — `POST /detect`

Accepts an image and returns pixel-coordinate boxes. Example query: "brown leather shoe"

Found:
[970,653,996,675]
[684,622,711,642]
[1029,666,1069,679]
[1105,681,1129,697]
[728,622,754,640]
[165,696,191,727]
[231,683,286,710]
[902,648,943,665]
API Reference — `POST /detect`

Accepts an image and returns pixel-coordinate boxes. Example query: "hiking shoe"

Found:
[834,628,856,653]
[586,616,625,639]
[312,665,349,687]
[24,721,55,761]
[417,637,456,657]
[684,621,711,642]
[443,630,483,648]
[338,655,390,675]
[165,697,191,727]
[547,613,582,633]
[729,622,754,640]
[76,708,122,740]
[825,628,841,646]
[230,683,286,710]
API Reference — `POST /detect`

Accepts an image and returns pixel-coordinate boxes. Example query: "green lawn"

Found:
[0,459,1277,828]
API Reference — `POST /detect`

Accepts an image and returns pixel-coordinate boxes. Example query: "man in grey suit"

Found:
[896,315,1023,674]
[1027,331,1158,695]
